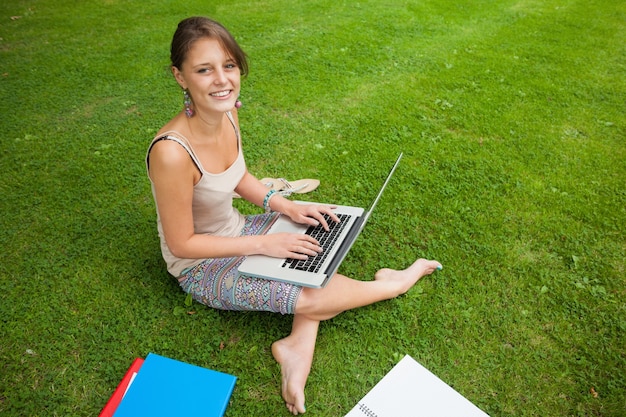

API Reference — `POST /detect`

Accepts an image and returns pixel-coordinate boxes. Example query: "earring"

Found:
[183,89,194,118]
[235,99,242,109]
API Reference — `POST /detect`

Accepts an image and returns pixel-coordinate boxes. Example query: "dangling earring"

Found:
[235,99,242,109]
[183,89,194,118]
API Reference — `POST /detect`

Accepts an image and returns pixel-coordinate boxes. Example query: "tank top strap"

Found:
[146,112,240,175]
[146,130,204,174]
[225,111,241,149]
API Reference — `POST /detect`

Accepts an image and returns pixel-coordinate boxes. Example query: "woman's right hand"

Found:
[258,233,322,260]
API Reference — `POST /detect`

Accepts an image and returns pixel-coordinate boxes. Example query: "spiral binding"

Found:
[357,403,378,417]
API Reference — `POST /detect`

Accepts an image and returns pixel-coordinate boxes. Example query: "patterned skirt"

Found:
[177,212,302,315]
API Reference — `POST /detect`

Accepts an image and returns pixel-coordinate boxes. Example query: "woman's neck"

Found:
[186,110,227,144]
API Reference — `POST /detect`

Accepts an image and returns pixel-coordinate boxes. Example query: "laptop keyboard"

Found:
[282,213,351,273]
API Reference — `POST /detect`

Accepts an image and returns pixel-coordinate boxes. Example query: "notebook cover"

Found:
[345,355,489,417]
[99,357,144,417]
[113,353,237,417]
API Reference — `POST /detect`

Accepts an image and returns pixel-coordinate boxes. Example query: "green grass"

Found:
[1,0,624,416]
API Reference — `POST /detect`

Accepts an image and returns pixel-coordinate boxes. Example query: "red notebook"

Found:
[99,358,144,417]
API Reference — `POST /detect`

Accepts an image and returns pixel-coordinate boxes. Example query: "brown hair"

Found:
[170,17,248,76]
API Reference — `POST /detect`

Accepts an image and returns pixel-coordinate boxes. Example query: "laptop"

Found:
[238,153,403,288]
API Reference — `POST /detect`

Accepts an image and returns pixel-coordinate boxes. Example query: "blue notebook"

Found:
[113,353,237,417]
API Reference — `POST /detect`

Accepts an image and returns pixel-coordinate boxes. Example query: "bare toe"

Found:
[375,258,442,294]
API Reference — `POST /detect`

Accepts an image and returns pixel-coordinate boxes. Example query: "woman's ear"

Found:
[172,66,186,89]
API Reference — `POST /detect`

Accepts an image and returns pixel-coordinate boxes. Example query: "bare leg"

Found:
[272,314,319,415]
[273,258,441,413]
[296,258,442,321]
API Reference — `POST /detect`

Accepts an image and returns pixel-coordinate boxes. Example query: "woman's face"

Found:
[173,37,241,115]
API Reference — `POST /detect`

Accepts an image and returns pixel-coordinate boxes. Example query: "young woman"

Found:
[147,16,442,415]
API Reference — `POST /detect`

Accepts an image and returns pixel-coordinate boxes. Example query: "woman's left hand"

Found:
[285,203,340,231]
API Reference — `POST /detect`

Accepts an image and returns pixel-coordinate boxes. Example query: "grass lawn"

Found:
[1,0,624,415]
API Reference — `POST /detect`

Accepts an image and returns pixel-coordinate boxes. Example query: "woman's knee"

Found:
[294,288,318,315]
[294,288,340,320]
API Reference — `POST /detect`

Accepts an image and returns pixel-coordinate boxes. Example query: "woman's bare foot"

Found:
[375,258,442,295]
[271,337,314,415]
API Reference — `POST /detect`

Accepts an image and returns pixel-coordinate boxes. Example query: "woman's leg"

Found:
[297,258,442,321]
[274,258,441,414]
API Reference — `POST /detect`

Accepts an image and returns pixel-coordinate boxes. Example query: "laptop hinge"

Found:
[323,215,364,276]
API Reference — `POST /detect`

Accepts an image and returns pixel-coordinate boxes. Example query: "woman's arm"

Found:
[149,141,323,260]
[235,170,339,230]
[148,140,264,259]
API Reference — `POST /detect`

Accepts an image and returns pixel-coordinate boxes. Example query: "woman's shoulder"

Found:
[148,138,191,171]
[149,118,192,166]
[155,114,188,139]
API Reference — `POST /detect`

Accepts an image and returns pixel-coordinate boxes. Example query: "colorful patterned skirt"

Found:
[177,213,302,315]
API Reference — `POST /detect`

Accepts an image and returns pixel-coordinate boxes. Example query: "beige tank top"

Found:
[146,112,246,276]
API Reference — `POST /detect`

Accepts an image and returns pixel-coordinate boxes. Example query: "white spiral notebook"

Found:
[345,355,490,417]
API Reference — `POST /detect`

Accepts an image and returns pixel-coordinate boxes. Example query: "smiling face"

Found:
[173,37,241,116]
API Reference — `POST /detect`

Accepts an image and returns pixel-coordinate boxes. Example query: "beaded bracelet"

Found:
[263,189,277,213]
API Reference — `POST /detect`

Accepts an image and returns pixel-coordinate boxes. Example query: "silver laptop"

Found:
[238,153,403,288]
